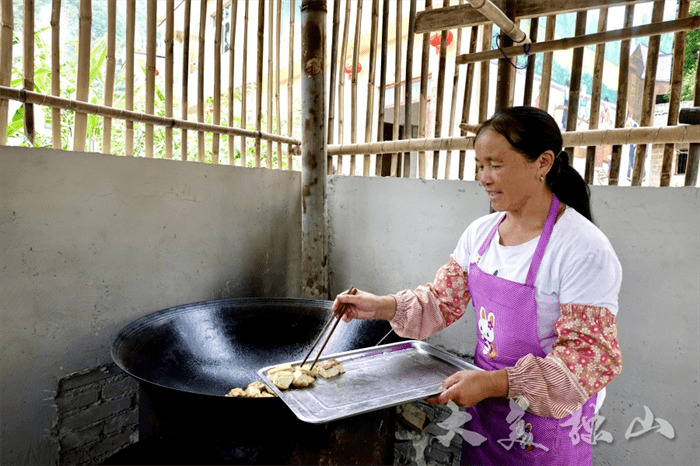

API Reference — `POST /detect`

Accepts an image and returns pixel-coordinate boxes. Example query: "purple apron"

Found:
[463,194,597,465]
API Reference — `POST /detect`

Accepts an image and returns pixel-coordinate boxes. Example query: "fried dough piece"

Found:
[269,371,295,390]
[249,381,277,397]
[224,387,248,398]
[226,381,278,398]
[295,364,319,377]
[317,359,345,379]
[292,368,316,387]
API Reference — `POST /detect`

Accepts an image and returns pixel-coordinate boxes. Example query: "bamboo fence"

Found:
[0,0,697,186]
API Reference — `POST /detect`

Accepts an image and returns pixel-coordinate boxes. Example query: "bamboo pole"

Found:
[23,0,35,146]
[73,0,91,152]
[331,137,475,156]
[447,0,465,179]
[561,125,700,148]
[350,0,363,175]
[275,0,282,169]
[375,0,389,176]
[125,0,135,156]
[631,0,663,187]
[476,22,492,179]
[327,125,700,157]
[478,23,492,123]
[584,7,607,184]
[363,0,379,176]
[523,17,538,106]
[267,0,273,168]
[180,0,191,161]
[287,0,295,170]
[164,0,174,159]
[418,0,432,179]
[538,15,555,111]
[608,3,633,186]
[212,0,223,164]
[0,86,303,145]
[255,0,264,167]
[403,0,416,178]
[456,16,700,65]
[458,24,478,180]
[338,0,351,174]
[494,0,514,111]
[391,0,402,177]
[197,0,207,162]
[685,52,700,186]
[228,0,238,165]
[506,17,519,107]
[432,0,449,179]
[563,10,586,158]
[145,0,157,158]
[241,0,249,166]
[327,0,340,174]
[51,0,61,149]
[660,0,689,187]
[0,0,12,146]
[465,0,528,45]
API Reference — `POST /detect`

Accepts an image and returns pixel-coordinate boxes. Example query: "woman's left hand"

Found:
[425,369,509,408]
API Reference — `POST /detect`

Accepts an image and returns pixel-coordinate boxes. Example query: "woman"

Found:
[332,107,622,465]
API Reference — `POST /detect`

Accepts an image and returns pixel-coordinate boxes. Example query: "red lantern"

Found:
[344,62,362,80]
[430,30,453,54]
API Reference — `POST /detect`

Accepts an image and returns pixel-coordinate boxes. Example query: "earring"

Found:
[540,176,545,182]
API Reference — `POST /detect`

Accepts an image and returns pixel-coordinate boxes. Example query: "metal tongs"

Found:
[300,286,357,370]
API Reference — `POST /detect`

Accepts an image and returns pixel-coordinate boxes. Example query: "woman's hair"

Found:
[475,106,593,222]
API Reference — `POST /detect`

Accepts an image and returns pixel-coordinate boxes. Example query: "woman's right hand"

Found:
[331,288,397,322]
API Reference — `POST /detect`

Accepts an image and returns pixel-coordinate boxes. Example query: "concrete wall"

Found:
[328,176,699,466]
[0,147,302,465]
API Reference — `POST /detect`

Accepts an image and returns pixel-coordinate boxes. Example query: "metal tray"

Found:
[257,340,481,424]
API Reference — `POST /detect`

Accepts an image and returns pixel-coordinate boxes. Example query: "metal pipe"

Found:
[300,0,328,298]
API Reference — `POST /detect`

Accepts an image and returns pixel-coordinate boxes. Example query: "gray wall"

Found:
[328,176,699,466]
[0,147,302,465]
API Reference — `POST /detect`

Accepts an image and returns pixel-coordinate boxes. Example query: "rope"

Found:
[494,32,532,70]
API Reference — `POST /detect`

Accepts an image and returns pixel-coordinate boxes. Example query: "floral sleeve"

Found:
[506,304,622,419]
[389,257,471,340]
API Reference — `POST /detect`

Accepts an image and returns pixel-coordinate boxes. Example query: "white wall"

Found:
[328,176,699,466]
[0,147,302,465]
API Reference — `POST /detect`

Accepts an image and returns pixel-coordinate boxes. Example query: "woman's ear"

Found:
[539,150,556,178]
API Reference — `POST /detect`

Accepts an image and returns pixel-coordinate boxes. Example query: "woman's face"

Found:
[474,129,545,214]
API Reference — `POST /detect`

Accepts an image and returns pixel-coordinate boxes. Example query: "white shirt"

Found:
[452,207,623,355]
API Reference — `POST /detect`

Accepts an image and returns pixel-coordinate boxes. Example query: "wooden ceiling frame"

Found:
[415,0,660,34]
[455,15,700,65]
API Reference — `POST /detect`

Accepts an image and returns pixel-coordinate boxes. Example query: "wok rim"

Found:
[110,297,334,397]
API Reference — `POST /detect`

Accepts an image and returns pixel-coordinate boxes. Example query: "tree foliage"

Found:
[7,2,301,170]
[681,1,700,101]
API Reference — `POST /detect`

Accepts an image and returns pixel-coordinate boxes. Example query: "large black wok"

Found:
[109,297,403,465]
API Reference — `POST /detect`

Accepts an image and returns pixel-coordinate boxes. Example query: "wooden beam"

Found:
[631,0,663,186]
[327,125,700,157]
[0,85,302,145]
[608,3,634,186]
[0,0,13,146]
[416,0,641,33]
[660,0,689,187]
[456,16,700,65]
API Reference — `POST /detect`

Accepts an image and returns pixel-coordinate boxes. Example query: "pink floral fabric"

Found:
[506,304,622,418]
[551,304,622,397]
[390,257,470,339]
